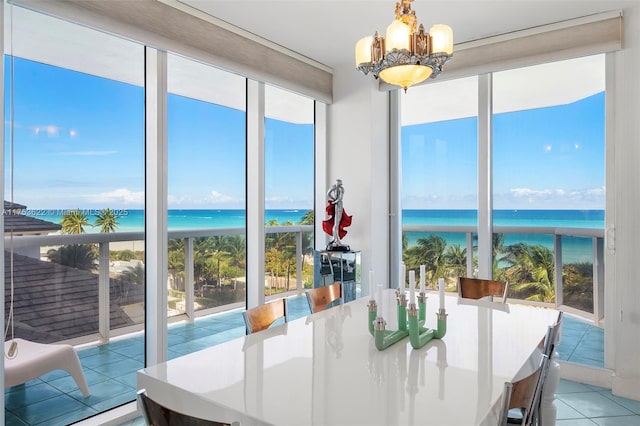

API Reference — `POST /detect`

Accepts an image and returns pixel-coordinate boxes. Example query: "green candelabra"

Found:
[368,290,409,350]
[407,292,447,349]
[368,289,447,351]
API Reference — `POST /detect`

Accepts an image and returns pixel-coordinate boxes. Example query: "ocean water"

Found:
[45,208,603,263]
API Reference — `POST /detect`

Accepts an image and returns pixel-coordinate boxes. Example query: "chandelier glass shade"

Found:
[355,0,453,92]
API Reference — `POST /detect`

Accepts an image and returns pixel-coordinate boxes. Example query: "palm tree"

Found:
[404,234,447,287]
[168,238,186,290]
[95,208,119,233]
[298,210,315,273]
[265,220,296,291]
[299,210,314,225]
[444,244,466,277]
[61,209,89,234]
[47,245,97,270]
[121,263,145,286]
[223,235,246,290]
[507,244,556,302]
[492,233,511,280]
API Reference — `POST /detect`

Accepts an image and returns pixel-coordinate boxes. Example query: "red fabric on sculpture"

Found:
[322,201,352,239]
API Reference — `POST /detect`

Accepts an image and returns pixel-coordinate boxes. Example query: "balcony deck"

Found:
[2,294,619,426]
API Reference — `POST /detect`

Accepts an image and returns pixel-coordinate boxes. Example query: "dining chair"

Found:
[242,298,288,334]
[137,388,236,425]
[543,311,563,357]
[305,282,343,313]
[498,353,550,425]
[534,311,564,425]
[457,277,509,303]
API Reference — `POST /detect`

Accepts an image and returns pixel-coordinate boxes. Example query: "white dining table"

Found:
[137,290,559,425]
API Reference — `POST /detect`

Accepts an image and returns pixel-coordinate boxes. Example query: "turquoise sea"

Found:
[43,209,603,263]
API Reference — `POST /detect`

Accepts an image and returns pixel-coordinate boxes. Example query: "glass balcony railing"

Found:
[4,225,314,346]
[402,224,605,324]
[4,223,603,347]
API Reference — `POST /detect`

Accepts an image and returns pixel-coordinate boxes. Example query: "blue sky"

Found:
[5,56,314,210]
[5,56,604,211]
[402,92,605,210]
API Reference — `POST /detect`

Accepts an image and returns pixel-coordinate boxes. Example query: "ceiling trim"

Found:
[13,0,333,103]
[160,0,333,74]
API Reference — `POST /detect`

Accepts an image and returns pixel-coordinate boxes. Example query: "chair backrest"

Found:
[306,283,343,313]
[137,388,232,426]
[242,298,288,334]
[457,277,508,303]
[497,354,549,426]
[539,311,563,357]
[531,325,560,425]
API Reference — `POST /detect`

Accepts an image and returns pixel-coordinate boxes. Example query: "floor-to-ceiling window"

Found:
[264,85,315,296]
[399,54,606,371]
[492,55,605,316]
[4,5,145,424]
[400,76,478,290]
[167,53,246,318]
[2,2,323,423]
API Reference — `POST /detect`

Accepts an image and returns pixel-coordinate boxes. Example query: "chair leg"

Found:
[60,346,91,397]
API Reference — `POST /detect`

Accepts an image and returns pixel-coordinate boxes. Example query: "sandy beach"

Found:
[110,240,145,252]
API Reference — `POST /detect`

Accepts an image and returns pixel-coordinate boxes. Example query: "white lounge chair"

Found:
[4,338,90,397]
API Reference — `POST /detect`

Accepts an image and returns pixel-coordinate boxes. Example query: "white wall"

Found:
[327,65,389,296]
[610,4,640,401]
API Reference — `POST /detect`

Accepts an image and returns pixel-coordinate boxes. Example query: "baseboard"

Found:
[612,374,640,401]
[73,401,139,426]
[558,360,614,389]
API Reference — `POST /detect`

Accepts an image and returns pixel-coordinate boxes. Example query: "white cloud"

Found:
[87,188,144,205]
[33,125,60,137]
[506,186,604,208]
[57,151,118,156]
[510,188,558,198]
[210,190,237,204]
[167,190,243,208]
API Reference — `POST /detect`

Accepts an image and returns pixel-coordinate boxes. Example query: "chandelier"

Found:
[355,0,453,92]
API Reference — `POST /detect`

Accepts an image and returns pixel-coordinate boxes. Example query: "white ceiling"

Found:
[177,0,634,69]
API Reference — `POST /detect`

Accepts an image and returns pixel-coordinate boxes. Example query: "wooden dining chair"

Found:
[498,354,550,425]
[137,388,235,426]
[242,298,288,334]
[305,283,343,313]
[457,277,509,303]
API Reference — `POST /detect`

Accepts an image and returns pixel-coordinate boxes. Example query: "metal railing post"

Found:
[98,242,110,343]
[466,231,474,278]
[594,236,605,325]
[184,237,195,321]
[296,230,303,290]
[553,234,563,307]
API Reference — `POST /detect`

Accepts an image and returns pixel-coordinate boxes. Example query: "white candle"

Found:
[377,284,384,315]
[409,270,416,302]
[369,270,375,300]
[438,278,445,310]
[420,265,425,293]
[400,263,406,289]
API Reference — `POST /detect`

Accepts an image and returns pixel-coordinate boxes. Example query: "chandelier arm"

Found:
[355,0,453,90]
